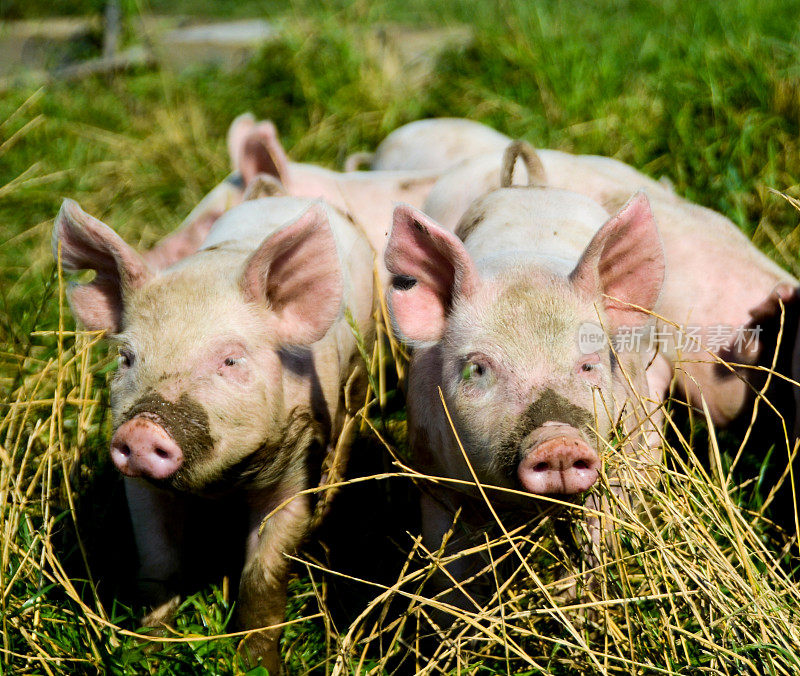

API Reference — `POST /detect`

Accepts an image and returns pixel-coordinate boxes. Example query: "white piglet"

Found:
[53,195,375,672]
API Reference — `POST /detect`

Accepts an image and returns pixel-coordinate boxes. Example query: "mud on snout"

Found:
[496,389,601,496]
[110,391,215,491]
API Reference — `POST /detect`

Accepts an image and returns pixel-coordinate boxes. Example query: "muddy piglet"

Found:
[384,188,665,604]
[53,195,375,672]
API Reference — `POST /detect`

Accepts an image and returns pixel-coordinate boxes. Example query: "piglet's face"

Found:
[108,266,286,494]
[441,275,615,494]
[53,199,342,495]
[385,193,663,498]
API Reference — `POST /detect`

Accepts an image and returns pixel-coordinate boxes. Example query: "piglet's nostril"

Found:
[533,461,549,472]
[119,444,131,458]
[573,460,589,470]
[155,447,170,460]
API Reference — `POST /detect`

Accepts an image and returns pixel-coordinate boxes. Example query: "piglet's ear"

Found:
[237,120,291,188]
[570,192,664,330]
[227,112,256,170]
[385,205,480,345]
[53,199,152,333]
[241,203,342,345]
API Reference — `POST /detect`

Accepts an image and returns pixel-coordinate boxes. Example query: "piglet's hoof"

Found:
[238,632,283,675]
[138,582,180,643]
[134,589,180,654]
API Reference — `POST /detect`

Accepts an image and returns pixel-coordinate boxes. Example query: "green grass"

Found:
[3,0,800,673]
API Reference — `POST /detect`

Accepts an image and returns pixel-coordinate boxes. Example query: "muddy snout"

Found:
[517,422,599,495]
[110,416,183,480]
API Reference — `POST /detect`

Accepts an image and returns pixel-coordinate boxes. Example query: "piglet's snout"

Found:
[110,417,183,480]
[518,432,599,495]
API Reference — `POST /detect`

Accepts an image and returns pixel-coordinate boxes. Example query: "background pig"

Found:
[384,189,665,601]
[346,117,511,172]
[345,117,675,203]
[53,195,375,672]
[425,145,678,233]
[532,147,798,432]
[220,113,441,259]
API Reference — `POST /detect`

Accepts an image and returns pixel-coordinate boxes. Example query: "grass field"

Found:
[3,0,800,673]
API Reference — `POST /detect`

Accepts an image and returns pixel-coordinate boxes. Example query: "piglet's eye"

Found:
[118,348,134,368]
[459,355,494,392]
[578,354,602,377]
[217,348,250,383]
[461,362,484,380]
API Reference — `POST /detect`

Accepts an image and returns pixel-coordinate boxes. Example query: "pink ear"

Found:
[570,192,664,329]
[241,203,342,345]
[238,121,291,187]
[226,112,256,170]
[52,199,152,333]
[384,205,480,344]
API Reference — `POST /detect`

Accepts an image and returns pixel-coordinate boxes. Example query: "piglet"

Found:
[53,195,375,672]
[347,117,511,172]
[384,187,665,603]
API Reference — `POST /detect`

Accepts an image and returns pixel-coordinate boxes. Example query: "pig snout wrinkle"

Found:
[110,417,183,480]
[518,436,599,495]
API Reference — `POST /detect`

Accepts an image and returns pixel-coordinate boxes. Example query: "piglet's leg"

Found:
[124,477,184,625]
[420,492,485,619]
[237,487,311,675]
